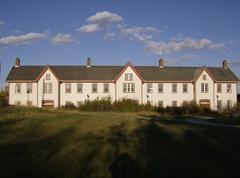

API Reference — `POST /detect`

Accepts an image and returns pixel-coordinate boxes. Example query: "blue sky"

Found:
[0,0,240,91]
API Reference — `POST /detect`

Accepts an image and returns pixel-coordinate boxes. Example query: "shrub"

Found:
[79,97,112,111]
[64,102,77,110]
[0,89,8,107]
[113,99,141,112]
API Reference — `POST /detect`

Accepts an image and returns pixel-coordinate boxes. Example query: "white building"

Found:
[6,57,239,110]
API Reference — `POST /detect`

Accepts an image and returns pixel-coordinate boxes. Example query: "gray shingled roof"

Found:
[6,65,239,82]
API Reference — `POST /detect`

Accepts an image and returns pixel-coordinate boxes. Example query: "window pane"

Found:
[92,83,98,93]
[227,84,232,92]
[172,84,177,93]
[147,83,153,93]
[183,84,188,93]
[27,83,32,93]
[104,83,109,93]
[158,84,163,93]
[217,84,222,93]
[77,83,83,93]
[65,83,71,93]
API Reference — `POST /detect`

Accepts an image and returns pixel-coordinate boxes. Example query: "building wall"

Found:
[195,70,215,109]
[8,67,238,110]
[60,82,115,106]
[142,82,194,107]
[214,83,237,109]
[37,69,59,108]
[115,66,142,103]
[9,82,37,106]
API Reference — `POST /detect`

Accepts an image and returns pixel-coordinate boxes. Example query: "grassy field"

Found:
[0,107,240,178]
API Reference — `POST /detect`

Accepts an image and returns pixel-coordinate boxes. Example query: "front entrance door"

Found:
[199,99,210,109]
[42,100,54,109]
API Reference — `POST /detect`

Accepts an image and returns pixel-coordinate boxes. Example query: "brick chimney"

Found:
[223,60,228,69]
[86,57,91,67]
[15,57,20,67]
[159,58,164,68]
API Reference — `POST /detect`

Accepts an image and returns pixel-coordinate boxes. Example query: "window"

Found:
[183,84,188,93]
[172,84,177,93]
[46,74,51,80]
[77,101,83,108]
[202,74,207,80]
[125,73,133,81]
[15,101,21,105]
[15,83,21,94]
[182,100,188,106]
[147,100,153,105]
[227,84,232,93]
[103,83,109,93]
[123,83,135,93]
[217,84,222,93]
[201,83,208,93]
[217,100,222,110]
[227,100,231,109]
[26,83,33,93]
[158,101,163,108]
[43,83,52,94]
[92,83,98,93]
[77,83,83,93]
[65,83,71,93]
[172,101,177,107]
[65,101,72,105]
[27,101,32,106]
[147,83,153,93]
[158,84,163,93]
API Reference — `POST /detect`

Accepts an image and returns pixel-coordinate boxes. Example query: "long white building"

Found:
[6,57,239,110]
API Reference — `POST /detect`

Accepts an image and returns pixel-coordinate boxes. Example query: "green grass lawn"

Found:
[0,107,240,178]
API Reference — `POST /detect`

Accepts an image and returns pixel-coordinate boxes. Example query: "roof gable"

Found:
[35,65,59,82]
[114,62,144,81]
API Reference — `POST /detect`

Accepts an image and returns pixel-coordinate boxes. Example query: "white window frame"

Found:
[147,83,153,93]
[123,83,135,93]
[202,74,207,80]
[158,100,163,107]
[172,84,177,93]
[201,83,208,93]
[92,83,98,93]
[77,83,83,93]
[103,83,109,93]
[217,84,222,93]
[46,74,51,80]
[125,73,133,81]
[43,83,52,94]
[15,83,21,94]
[26,83,33,94]
[183,83,188,93]
[158,83,163,93]
[65,83,72,94]
[172,101,177,107]
[227,84,232,93]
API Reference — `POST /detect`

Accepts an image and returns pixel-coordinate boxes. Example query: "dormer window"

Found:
[125,73,133,81]
[46,74,51,80]
[202,74,207,80]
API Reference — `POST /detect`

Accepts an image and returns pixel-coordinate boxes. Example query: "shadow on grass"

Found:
[1,115,240,178]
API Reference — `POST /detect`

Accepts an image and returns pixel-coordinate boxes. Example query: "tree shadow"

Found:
[1,114,240,178]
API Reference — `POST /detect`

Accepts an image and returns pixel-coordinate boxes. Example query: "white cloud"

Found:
[87,11,123,24]
[104,32,115,40]
[51,33,74,45]
[145,38,224,55]
[0,21,5,25]
[78,11,123,33]
[119,26,160,42]
[0,32,47,47]
[78,24,101,33]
